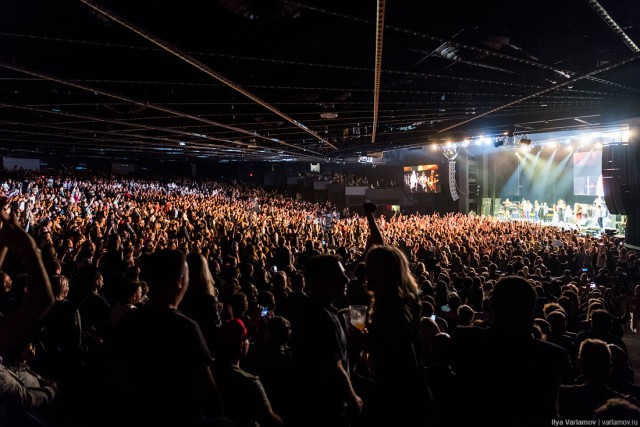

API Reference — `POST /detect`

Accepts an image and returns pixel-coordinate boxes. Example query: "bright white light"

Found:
[481,137,491,145]
[431,144,439,151]
[178,141,186,146]
[622,129,630,142]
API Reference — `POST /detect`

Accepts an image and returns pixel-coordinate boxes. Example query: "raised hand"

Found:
[0,196,54,364]
[0,197,38,255]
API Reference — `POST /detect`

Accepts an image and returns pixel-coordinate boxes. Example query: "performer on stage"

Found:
[595,199,607,231]
[418,172,428,192]
[556,199,566,223]
[534,200,540,222]
[575,203,583,222]
[564,204,573,223]
[426,170,439,192]
[409,170,418,192]
[574,203,583,231]
[521,199,531,220]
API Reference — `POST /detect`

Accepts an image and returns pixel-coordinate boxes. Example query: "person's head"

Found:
[590,309,612,332]
[45,257,62,277]
[354,262,366,281]
[107,232,122,251]
[143,249,189,308]
[122,280,143,305]
[490,275,537,331]
[542,302,565,318]
[592,398,640,422]
[79,241,96,259]
[607,343,633,382]
[365,245,419,303]
[447,292,462,310]
[533,318,551,339]
[50,274,70,301]
[272,271,288,291]
[1,271,11,293]
[577,338,611,382]
[304,239,314,251]
[209,258,221,276]
[546,310,567,334]
[304,254,349,303]
[215,318,249,363]
[266,315,291,347]
[220,278,240,302]
[125,265,140,282]
[240,262,254,278]
[420,300,434,317]
[257,290,276,311]
[228,291,249,317]
[290,272,305,293]
[457,304,475,326]
[432,332,452,365]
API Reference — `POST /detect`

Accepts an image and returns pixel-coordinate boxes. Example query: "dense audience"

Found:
[0,168,639,426]
[305,171,396,188]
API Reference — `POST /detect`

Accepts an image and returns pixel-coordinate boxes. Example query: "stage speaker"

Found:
[604,229,616,236]
[622,183,640,248]
[481,198,491,216]
[493,198,501,216]
[602,143,628,215]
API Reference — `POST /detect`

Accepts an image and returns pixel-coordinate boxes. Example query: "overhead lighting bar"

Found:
[584,0,640,53]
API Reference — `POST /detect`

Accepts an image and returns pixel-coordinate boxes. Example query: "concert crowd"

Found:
[0,169,639,426]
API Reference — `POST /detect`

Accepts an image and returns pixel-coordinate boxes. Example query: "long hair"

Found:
[186,252,217,298]
[365,245,420,305]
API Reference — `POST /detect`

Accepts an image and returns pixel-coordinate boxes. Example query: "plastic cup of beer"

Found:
[341,311,351,330]
[349,305,367,331]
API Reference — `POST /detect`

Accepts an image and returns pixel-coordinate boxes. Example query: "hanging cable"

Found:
[371,0,385,144]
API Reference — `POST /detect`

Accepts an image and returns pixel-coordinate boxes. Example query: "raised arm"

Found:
[0,197,54,364]
[363,202,384,250]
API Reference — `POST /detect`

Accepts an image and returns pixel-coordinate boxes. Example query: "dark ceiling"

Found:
[1,0,639,163]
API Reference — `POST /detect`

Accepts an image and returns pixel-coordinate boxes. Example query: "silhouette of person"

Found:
[108,249,225,426]
[289,254,363,427]
[451,275,572,426]
[363,244,433,426]
[557,339,637,419]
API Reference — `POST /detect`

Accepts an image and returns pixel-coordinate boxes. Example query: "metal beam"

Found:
[79,0,338,151]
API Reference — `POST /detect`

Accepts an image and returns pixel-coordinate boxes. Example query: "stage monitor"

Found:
[573,150,602,196]
[403,164,440,193]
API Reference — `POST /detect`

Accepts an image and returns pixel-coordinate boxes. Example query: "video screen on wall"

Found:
[403,164,441,193]
[573,151,602,196]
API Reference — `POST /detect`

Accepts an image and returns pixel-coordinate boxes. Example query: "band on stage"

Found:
[498,197,610,230]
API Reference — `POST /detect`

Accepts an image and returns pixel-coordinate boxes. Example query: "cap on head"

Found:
[217,318,248,345]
